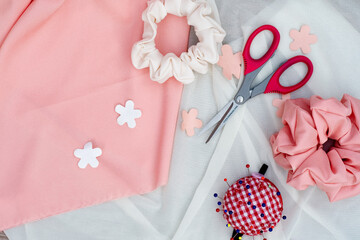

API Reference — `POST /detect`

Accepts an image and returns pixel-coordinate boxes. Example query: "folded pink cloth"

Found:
[0,0,189,230]
[270,94,360,202]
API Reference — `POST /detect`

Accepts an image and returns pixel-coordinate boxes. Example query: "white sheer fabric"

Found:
[5,0,360,239]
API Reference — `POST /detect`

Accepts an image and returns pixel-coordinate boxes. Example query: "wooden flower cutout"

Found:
[289,25,318,54]
[217,44,243,80]
[272,94,291,117]
[181,108,203,137]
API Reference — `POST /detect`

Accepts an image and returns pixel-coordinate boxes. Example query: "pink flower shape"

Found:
[270,94,360,202]
[217,44,243,80]
[181,108,203,137]
[289,25,318,54]
[272,94,291,117]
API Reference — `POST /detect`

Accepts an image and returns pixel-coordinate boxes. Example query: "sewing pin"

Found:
[224,178,230,187]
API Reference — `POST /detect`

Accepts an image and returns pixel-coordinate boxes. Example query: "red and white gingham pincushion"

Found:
[222,175,283,236]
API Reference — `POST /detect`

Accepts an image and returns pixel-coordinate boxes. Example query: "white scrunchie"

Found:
[131,0,226,84]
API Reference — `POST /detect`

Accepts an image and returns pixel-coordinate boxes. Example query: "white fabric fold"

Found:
[131,0,226,84]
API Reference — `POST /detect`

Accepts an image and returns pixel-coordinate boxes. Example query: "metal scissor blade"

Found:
[205,101,239,143]
[198,101,233,136]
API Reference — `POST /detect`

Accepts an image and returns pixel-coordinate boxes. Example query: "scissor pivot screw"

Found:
[236,96,244,103]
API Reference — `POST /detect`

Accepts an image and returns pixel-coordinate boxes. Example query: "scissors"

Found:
[200,25,313,143]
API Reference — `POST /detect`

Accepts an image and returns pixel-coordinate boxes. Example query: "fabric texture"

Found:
[271,94,360,202]
[131,0,225,84]
[0,0,189,231]
[4,0,360,240]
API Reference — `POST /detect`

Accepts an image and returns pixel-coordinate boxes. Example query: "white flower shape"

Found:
[115,100,142,128]
[74,142,102,169]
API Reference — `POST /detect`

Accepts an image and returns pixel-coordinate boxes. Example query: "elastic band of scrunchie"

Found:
[131,0,226,84]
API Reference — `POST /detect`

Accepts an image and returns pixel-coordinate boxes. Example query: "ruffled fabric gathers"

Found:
[270,94,360,202]
[131,0,226,84]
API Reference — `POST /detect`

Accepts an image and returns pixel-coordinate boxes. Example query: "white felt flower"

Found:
[115,100,142,128]
[74,142,102,169]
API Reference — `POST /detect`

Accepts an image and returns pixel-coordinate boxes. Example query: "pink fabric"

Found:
[0,0,189,230]
[270,94,360,202]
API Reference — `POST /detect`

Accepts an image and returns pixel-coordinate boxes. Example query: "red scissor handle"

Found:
[243,25,281,75]
[264,55,313,94]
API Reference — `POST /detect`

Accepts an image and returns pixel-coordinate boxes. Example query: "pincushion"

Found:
[223,175,283,236]
[215,165,285,240]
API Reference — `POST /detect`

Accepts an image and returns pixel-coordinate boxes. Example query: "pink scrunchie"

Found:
[270,94,360,202]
